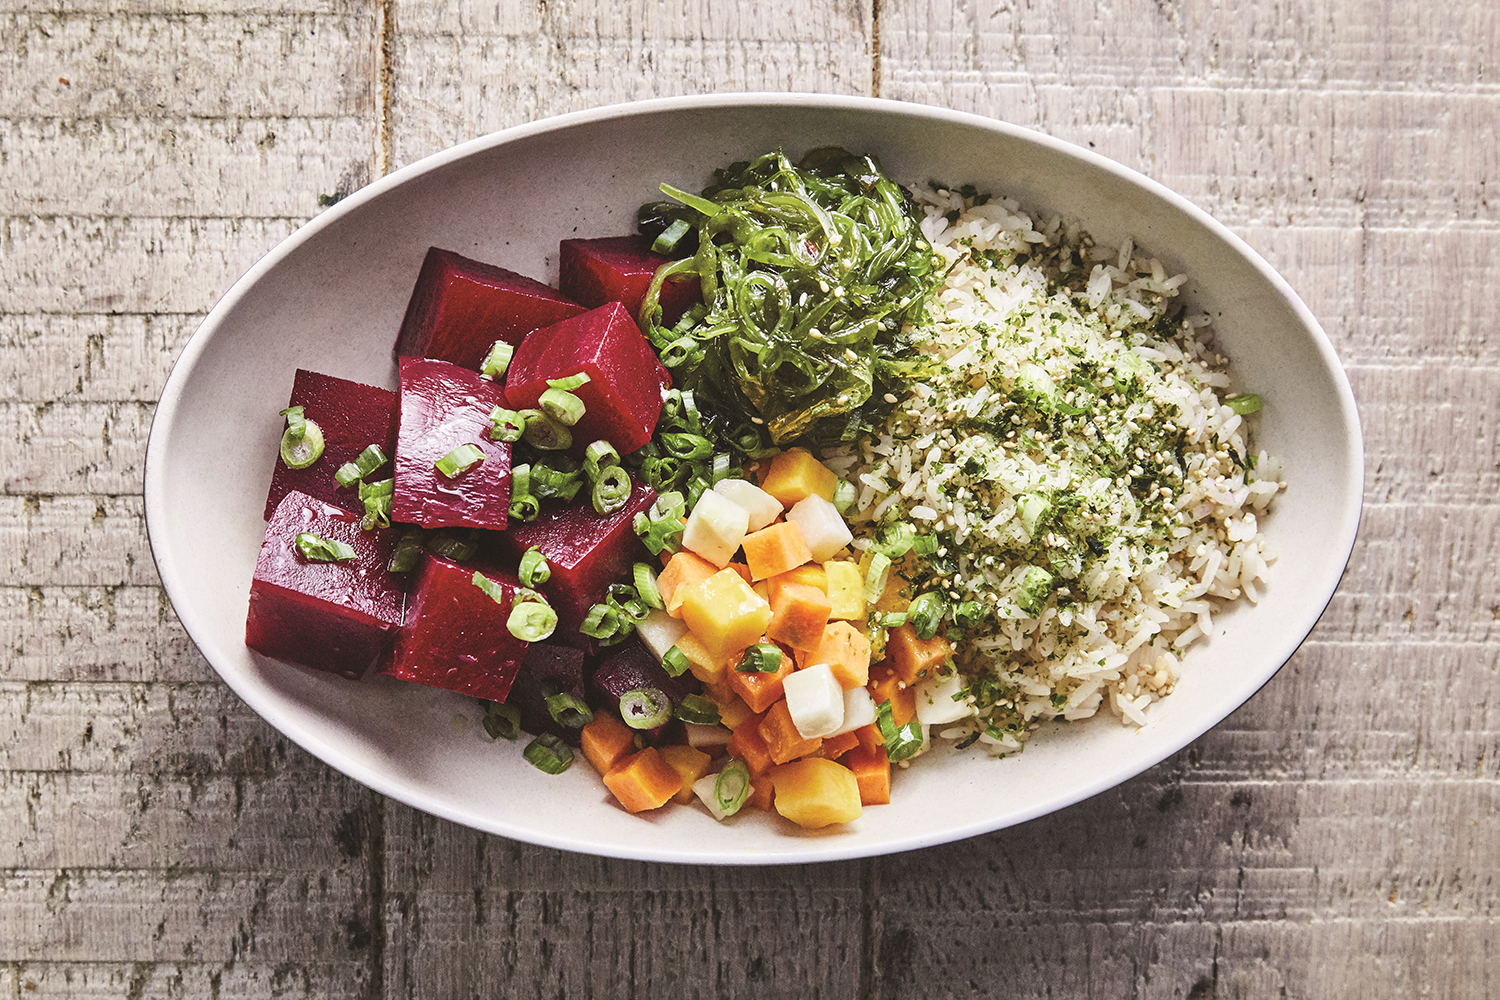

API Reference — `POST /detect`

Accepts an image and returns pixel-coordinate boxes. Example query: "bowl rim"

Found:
[144,92,1364,864]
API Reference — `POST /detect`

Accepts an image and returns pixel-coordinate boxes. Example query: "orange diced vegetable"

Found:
[679,569,773,661]
[658,550,718,618]
[709,685,756,731]
[854,722,883,751]
[766,581,833,652]
[843,745,891,805]
[887,624,952,684]
[757,700,824,765]
[869,663,916,725]
[822,561,865,621]
[727,562,753,584]
[761,448,838,508]
[603,748,684,813]
[726,714,775,776]
[815,730,860,760]
[658,744,713,804]
[741,521,814,581]
[770,758,863,829]
[796,620,872,689]
[580,714,637,776]
[727,646,794,714]
[748,775,775,811]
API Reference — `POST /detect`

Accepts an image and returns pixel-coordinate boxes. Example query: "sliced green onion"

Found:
[1225,393,1262,415]
[335,444,388,488]
[546,372,591,392]
[676,693,721,726]
[736,643,783,674]
[876,699,924,763]
[832,479,857,514]
[659,432,713,462]
[512,586,545,605]
[953,600,985,633]
[875,522,916,559]
[472,570,508,605]
[709,452,734,484]
[507,600,557,641]
[488,405,525,442]
[606,583,652,623]
[509,495,541,522]
[531,460,584,501]
[511,463,531,499]
[279,405,307,439]
[583,440,620,482]
[520,409,572,450]
[480,341,514,380]
[519,546,550,587]
[435,443,485,478]
[295,532,355,563]
[652,217,692,254]
[580,602,623,640]
[633,562,663,609]
[482,701,521,741]
[659,181,722,218]
[907,592,946,641]
[592,466,632,515]
[619,687,672,730]
[279,416,325,469]
[545,692,594,729]
[427,528,480,562]
[523,733,573,774]
[632,490,687,556]
[361,485,393,530]
[661,644,691,678]
[863,552,892,603]
[387,528,425,572]
[875,612,908,629]
[538,387,585,426]
[712,759,752,817]
[911,534,940,557]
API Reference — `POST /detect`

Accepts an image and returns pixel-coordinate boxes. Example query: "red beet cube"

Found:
[505,303,671,455]
[394,248,586,370]
[504,642,588,745]
[493,476,656,648]
[589,637,693,745]
[559,235,701,328]
[245,491,408,680]
[393,357,512,530]
[263,370,398,521]
[383,555,530,702]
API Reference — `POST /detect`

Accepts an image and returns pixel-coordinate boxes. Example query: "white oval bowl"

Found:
[144,94,1362,865]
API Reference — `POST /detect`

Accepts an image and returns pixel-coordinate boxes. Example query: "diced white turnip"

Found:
[914,668,972,726]
[712,479,783,532]
[786,493,853,562]
[636,608,689,661]
[681,489,750,567]
[828,686,878,737]
[782,662,845,739]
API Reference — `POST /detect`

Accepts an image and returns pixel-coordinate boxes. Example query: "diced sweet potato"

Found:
[823,561,866,621]
[559,235,701,328]
[657,550,718,618]
[393,247,586,369]
[727,647,794,715]
[747,776,774,812]
[887,624,953,684]
[603,748,683,813]
[842,745,891,805]
[581,714,638,776]
[795,621,872,690]
[741,521,813,581]
[868,663,916,726]
[757,700,823,765]
[392,357,512,530]
[770,758,862,829]
[245,491,407,679]
[759,448,837,507]
[815,730,861,761]
[263,370,398,521]
[725,714,774,777]
[678,570,772,661]
[854,722,883,751]
[766,580,833,652]
[384,556,529,702]
[505,302,671,455]
[658,744,712,804]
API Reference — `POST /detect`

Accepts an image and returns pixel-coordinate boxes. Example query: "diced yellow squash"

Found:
[658,744,713,804]
[777,562,827,592]
[711,689,756,731]
[675,631,735,687]
[770,758,863,829]
[761,448,838,508]
[856,552,911,612]
[823,561,866,621]
[678,569,773,661]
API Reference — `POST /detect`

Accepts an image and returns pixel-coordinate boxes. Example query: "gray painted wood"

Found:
[1,0,1495,995]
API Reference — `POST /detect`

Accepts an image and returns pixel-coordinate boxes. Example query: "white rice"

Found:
[829,185,1285,754]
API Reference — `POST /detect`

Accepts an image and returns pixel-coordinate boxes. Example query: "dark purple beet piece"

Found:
[245,490,407,680]
[559,235,700,328]
[394,248,586,370]
[503,642,588,746]
[383,554,529,702]
[504,303,671,455]
[588,637,694,745]
[492,476,655,648]
[263,370,398,521]
[393,357,512,530]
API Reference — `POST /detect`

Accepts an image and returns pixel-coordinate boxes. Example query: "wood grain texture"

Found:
[1,0,1496,994]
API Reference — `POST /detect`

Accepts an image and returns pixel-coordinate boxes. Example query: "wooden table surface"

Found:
[2,1,1495,996]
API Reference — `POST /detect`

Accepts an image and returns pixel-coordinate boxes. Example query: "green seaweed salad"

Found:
[635,147,944,458]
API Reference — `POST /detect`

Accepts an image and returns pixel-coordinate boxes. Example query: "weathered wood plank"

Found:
[0,314,197,405]
[7,962,369,1000]
[0,586,209,683]
[0,117,376,218]
[0,495,156,587]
